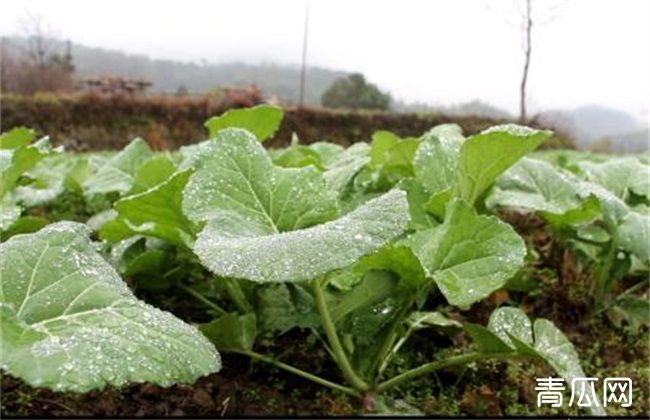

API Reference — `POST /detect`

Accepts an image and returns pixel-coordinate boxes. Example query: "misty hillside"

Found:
[2,36,348,105]
[538,105,647,152]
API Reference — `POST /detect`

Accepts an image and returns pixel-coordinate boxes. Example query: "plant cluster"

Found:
[1,106,648,415]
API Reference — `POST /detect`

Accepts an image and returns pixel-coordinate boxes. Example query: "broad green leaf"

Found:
[617,207,649,264]
[83,138,153,196]
[14,154,80,207]
[410,200,526,307]
[323,142,371,196]
[256,283,319,333]
[205,105,283,141]
[367,130,419,185]
[483,307,603,415]
[113,170,195,246]
[487,306,533,347]
[355,243,426,288]
[0,137,55,197]
[273,143,325,169]
[413,124,464,198]
[457,125,551,204]
[194,189,410,283]
[131,155,177,193]
[272,134,326,170]
[201,313,257,352]
[578,157,650,201]
[308,142,345,165]
[398,179,438,229]
[0,222,220,392]
[575,180,629,224]
[0,127,37,150]
[183,129,339,232]
[64,158,93,194]
[487,158,601,226]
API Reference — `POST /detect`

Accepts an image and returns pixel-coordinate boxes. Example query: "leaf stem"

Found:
[178,284,227,316]
[312,279,369,392]
[594,237,617,309]
[376,352,516,393]
[372,299,414,376]
[233,349,359,397]
[222,277,253,313]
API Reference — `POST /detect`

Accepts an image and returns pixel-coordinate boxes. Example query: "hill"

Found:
[537,104,646,152]
[2,36,348,105]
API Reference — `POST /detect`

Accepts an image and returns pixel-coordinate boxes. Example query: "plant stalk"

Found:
[222,277,254,313]
[312,279,369,391]
[376,352,517,393]
[179,284,227,316]
[235,350,359,397]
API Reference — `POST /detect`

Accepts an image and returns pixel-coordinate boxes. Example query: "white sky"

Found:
[1,0,648,120]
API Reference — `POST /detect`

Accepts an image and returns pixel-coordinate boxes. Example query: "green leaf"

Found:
[367,130,419,185]
[0,198,22,233]
[14,154,80,207]
[413,124,464,198]
[183,129,339,231]
[487,306,533,347]
[256,283,319,333]
[0,127,37,150]
[123,249,168,277]
[398,179,438,229]
[113,170,195,246]
[457,125,551,204]
[0,137,55,198]
[194,189,410,283]
[481,307,604,416]
[406,311,462,330]
[131,155,177,194]
[609,297,650,331]
[83,138,153,196]
[323,143,371,196]
[578,157,650,201]
[0,216,49,240]
[201,313,257,352]
[410,200,526,307]
[0,222,220,392]
[617,207,649,264]
[204,105,283,141]
[331,270,399,323]
[355,243,426,288]
[463,323,513,353]
[487,158,601,226]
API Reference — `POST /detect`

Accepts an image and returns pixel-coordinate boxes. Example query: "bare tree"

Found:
[519,0,532,123]
[515,0,567,123]
[19,11,60,68]
[486,1,566,122]
[3,12,75,94]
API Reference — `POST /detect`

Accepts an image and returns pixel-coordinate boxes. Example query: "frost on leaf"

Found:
[193,189,411,283]
[0,222,220,392]
[409,200,526,307]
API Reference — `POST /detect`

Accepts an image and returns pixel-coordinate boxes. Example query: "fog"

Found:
[1,0,648,120]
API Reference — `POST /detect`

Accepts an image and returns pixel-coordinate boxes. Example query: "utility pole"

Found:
[298,2,310,108]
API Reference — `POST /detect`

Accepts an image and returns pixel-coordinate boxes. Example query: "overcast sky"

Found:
[1,0,648,121]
